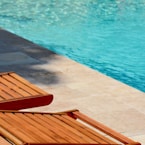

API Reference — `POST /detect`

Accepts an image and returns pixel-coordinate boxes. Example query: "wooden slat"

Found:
[0,77,30,97]
[2,75,38,96]
[0,83,22,99]
[15,113,58,143]
[62,115,116,144]
[0,113,32,143]
[0,95,4,101]
[46,114,98,143]
[0,89,12,100]
[25,113,70,143]
[33,114,81,143]
[35,114,82,143]
[0,72,14,76]
[47,115,98,143]
[54,115,113,144]
[10,72,48,95]
[0,136,11,145]
[0,112,43,143]
[3,113,51,143]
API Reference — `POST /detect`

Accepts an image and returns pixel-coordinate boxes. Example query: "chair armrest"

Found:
[72,110,141,145]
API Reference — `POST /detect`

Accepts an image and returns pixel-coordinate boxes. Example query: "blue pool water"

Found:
[0,0,145,92]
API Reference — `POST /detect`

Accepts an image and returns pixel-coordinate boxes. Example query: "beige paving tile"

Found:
[131,134,145,145]
[92,108,145,136]
[118,93,145,114]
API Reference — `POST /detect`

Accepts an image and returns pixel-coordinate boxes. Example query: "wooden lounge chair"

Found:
[0,72,53,110]
[0,109,141,145]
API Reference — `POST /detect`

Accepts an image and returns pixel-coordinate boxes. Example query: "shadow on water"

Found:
[0,29,60,85]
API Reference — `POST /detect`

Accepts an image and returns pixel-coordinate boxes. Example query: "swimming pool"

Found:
[0,0,145,92]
